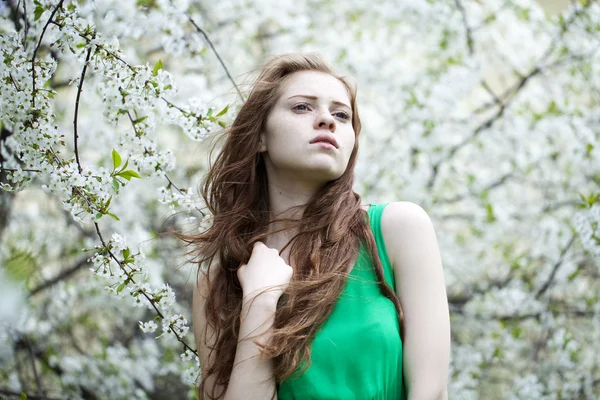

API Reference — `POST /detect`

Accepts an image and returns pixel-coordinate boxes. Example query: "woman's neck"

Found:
[266,177,321,219]
[264,180,320,260]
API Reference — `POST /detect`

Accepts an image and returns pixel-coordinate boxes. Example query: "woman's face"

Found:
[260,70,356,185]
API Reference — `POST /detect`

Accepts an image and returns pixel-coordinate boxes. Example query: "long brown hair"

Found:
[178,52,403,400]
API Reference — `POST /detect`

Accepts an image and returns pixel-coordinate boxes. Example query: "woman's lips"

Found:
[310,134,339,149]
[312,141,337,150]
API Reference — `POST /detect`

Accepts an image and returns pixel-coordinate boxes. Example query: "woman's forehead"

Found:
[280,71,351,104]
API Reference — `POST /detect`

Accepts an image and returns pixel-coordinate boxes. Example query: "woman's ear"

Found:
[258,131,267,152]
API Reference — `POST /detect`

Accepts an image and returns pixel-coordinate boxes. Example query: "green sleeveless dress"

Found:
[278,203,407,400]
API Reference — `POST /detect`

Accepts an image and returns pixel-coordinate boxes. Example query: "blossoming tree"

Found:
[1,0,599,399]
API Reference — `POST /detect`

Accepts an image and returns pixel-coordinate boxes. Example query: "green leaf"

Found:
[112,178,120,192]
[568,268,581,282]
[34,6,44,21]
[206,107,213,118]
[123,248,130,259]
[492,347,502,359]
[104,196,112,210]
[485,202,496,223]
[107,212,120,221]
[21,392,27,400]
[215,105,229,117]
[547,101,560,115]
[117,283,125,293]
[118,170,141,181]
[118,159,129,173]
[511,326,523,339]
[112,149,122,170]
[218,121,227,128]
[152,59,163,76]
[132,116,148,124]
[5,248,37,282]
[137,0,158,9]
[96,213,103,220]
[423,119,435,137]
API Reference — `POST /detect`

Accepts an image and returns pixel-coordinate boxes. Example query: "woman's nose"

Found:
[314,110,336,131]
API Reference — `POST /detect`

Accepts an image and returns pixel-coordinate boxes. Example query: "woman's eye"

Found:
[293,104,310,111]
[293,104,349,120]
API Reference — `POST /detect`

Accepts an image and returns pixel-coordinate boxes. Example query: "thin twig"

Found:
[454,0,504,108]
[535,234,577,298]
[9,71,22,91]
[470,2,591,116]
[93,222,198,355]
[23,0,30,50]
[0,388,64,400]
[454,0,473,55]
[73,45,93,174]
[161,96,192,115]
[470,0,511,32]
[31,0,64,107]
[480,79,503,109]
[0,167,41,173]
[439,172,514,204]
[427,100,507,188]
[448,274,514,313]
[14,344,27,396]
[471,66,541,115]
[29,257,89,297]
[23,336,45,398]
[125,111,206,218]
[6,0,24,32]
[187,14,244,103]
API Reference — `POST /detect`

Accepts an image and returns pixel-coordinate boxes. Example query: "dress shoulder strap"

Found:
[366,203,396,291]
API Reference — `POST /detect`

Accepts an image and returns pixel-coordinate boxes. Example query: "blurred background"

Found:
[1,0,599,399]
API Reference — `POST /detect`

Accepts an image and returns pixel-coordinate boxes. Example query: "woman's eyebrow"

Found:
[287,95,351,110]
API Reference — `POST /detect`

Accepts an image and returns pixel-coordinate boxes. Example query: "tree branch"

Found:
[6,0,23,31]
[0,168,42,173]
[14,336,100,400]
[439,172,514,204]
[31,0,64,108]
[535,234,577,298]
[93,222,198,356]
[427,99,507,188]
[0,388,64,400]
[22,0,30,50]
[469,2,592,117]
[23,336,45,398]
[28,257,89,297]
[454,0,473,55]
[73,44,93,174]
[187,14,244,103]
[448,275,514,314]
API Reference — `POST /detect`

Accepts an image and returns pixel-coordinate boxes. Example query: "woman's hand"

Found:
[237,241,293,302]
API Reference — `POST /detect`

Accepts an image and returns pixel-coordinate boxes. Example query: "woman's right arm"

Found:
[193,274,279,400]
[194,243,292,400]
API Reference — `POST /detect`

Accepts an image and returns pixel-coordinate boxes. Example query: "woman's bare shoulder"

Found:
[383,201,430,221]
[379,201,439,273]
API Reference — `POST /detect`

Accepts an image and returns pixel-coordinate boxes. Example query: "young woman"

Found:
[186,53,450,400]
